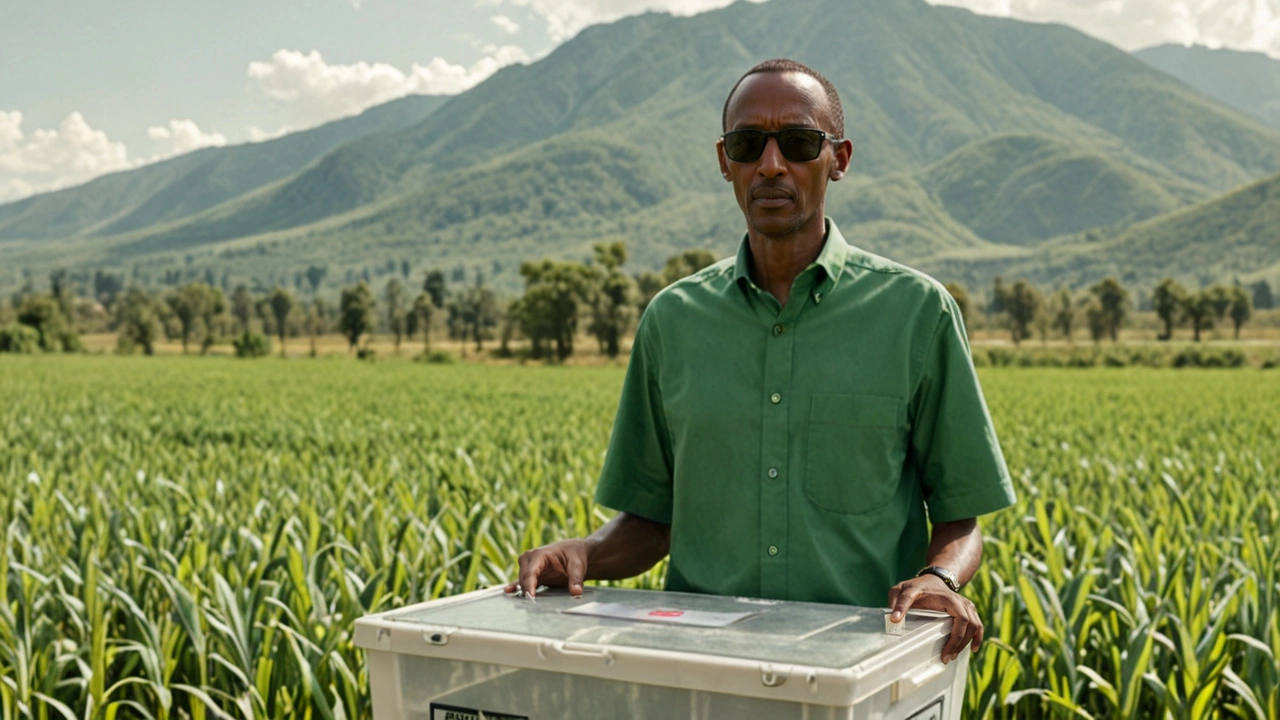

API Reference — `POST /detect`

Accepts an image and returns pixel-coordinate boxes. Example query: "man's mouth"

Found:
[752,187,794,207]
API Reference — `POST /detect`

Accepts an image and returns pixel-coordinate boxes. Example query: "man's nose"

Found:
[757,137,787,177]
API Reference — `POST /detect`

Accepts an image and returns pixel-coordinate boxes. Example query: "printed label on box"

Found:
[562,602,759,627]
[429,703,529,720]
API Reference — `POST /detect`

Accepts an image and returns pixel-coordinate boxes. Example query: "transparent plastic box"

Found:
[355,586,967,720]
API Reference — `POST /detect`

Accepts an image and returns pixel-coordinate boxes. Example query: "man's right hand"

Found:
[504,539,592,600]
[502,512,672,601]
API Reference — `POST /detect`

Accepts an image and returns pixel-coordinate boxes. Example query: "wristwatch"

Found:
[916,565,960,592]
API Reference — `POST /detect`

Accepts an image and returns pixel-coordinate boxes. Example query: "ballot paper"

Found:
[562,601,760,628]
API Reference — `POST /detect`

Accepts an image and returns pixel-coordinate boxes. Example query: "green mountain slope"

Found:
[917,133,1209,245]
[0,94,449,242]
[921,171,1280,289]
[3,0,1280,294]
[1136,45,1280,130]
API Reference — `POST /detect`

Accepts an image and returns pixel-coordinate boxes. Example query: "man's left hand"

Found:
[887,573,982,664]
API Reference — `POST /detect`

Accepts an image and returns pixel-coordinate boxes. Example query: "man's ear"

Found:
[830,138,853,181]
[716,138,732,181]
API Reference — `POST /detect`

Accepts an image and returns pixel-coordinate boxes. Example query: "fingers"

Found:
[941,598,982,664]
[518,551,549,599]
[888,578,984,665]
[889,583,920,623]
[943,612,969,663]
[566,550,587,597]
[507,541,589,599]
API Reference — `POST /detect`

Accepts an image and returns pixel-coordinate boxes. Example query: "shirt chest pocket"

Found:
[805,393,909,515]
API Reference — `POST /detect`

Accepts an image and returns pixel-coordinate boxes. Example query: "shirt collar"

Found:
[733,217,850,297]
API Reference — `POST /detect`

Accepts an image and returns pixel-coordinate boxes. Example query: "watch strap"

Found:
[916,565,960,592]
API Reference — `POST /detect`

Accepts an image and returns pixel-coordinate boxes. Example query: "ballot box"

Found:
[355,586,967,720]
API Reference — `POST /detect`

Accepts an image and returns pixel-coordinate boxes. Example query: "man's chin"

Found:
[747,211,807,238]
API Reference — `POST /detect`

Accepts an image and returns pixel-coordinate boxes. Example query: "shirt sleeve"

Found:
[593,307,675,524]
[910,293,1016,523]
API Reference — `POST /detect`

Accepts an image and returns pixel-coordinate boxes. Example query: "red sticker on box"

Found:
[648,610,684,618]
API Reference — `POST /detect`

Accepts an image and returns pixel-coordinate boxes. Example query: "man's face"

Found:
[717,71,852,239]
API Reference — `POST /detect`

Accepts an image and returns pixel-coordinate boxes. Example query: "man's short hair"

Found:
[721,58,845,139]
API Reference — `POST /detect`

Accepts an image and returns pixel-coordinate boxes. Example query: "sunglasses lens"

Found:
[778,130,824,161]
[723,130,826,162]
[724,131,766,162]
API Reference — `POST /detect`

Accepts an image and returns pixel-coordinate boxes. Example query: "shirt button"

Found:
[815,293,822,304]
[770,393,781,404]
[767,467,779,479]
[767,545,779,556]
[772,324,784,335]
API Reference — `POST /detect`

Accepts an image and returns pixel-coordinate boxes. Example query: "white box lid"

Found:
[355,587,954,707]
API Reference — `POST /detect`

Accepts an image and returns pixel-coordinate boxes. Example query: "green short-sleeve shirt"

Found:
[594,218,1016,607]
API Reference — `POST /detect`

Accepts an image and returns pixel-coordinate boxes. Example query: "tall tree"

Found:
[165,283,218,354]
[1152,278,1187,341]
[1182,289,1219,342]
[1001,279,1041,346]
[269,287,295,356]
[338,282,377,351]
[114,287,163,355]
[199,286,226,354]
[516,259,595,360]
[1089,277,1130,342]
[17,293,72,352]
[589,241,637,357]
[423,269,447,309]
[384,278,407,354]
[408,292,435,354]
[1050,287,1076,342]
[306,297,326,357]
[231,285,254,333]
[447,274,498,356]
[1228,285,1252,339]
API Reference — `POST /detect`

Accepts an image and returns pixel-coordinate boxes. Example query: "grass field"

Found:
[1,357,1278,718]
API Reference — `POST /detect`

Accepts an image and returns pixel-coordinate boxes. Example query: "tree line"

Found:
[3,258,1274,358]
[0,242,721,360]
[953,276,1271,345]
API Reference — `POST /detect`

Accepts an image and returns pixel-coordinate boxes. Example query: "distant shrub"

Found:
[1262,358,1278,370]
[232,332,272,358]
[970,351,990,367]
[418,350,454,364]
[356,347,377,361]
[987,348,1017,367]
[0,324,39,354]
[1173,347,1246,368]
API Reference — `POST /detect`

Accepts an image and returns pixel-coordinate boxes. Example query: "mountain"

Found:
[0,94,450,241]
[1136,45,1280,130]
[920,171,1280,290]
[2,0,1280,295]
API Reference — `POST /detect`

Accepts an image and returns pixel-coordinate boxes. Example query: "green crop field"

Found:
[1,357,1277,719]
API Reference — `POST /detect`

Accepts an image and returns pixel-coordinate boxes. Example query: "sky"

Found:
[2,0,1278,203]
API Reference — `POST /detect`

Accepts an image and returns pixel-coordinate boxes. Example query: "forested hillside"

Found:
[2,0,1279,294]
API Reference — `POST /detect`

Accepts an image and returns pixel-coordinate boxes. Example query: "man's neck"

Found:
[747,215,827,308]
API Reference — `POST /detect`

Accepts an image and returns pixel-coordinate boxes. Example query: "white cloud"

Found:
[247,124,294,142]
[246,46,530,128]
[146,119,228,157]
[491,14,521,33]
[0,111,132,202]
[483,0,768,42]
[0,112,236,203]
[927,0,1280,57]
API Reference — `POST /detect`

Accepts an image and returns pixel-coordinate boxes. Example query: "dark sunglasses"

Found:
[721,128,836,163]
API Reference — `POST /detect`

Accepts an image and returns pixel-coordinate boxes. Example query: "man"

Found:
[506,59,1016,666]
